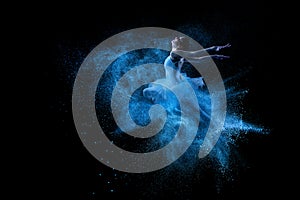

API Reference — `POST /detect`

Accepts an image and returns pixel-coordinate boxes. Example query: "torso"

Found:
[163,52,182,86]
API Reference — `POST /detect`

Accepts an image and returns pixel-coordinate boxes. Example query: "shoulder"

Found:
[171,49,194,59]
[170,51,182,61]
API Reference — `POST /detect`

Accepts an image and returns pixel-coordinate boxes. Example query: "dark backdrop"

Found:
[29,1,292,199]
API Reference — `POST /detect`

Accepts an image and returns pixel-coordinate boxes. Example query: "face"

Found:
[171,37,185,49]
[171,37,181,48]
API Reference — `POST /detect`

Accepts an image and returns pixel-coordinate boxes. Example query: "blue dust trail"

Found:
[92,47,269,195]
[58,27,269,195]
[95,47,269,170]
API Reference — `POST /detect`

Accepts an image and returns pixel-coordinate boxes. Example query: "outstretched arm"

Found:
[206,43,231,52]
[194,54,230,60]
[181,54,230,63]
[173,43,231,58]
[174,54,229,82]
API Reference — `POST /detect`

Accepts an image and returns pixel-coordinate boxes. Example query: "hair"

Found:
[178,36,190,50]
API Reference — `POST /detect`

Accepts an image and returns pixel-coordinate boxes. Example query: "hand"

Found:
[215,43,231,51]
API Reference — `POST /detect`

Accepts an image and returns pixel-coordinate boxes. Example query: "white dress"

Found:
[143,53,205,104]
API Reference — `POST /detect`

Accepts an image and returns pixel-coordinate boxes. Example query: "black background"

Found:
[22,1,294,199]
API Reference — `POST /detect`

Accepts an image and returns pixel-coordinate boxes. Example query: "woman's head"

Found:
[171,36,189,50]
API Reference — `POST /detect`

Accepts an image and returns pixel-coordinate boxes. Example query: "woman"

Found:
[143,36,230,103]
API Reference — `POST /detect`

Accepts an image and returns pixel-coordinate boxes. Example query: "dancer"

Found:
[143,36,230,103]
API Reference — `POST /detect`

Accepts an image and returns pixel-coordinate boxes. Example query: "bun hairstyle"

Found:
[178,36,190,50]
[178,36,190,51]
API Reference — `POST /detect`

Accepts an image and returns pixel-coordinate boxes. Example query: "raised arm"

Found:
[207,43,231,52]
[180,54,230,65]
[192,54,230,60]
[173,43,231,59]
